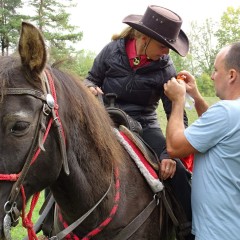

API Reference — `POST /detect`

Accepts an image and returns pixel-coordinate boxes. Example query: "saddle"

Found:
[105,93,159,170]
[105,93,142,135]
[107,107,143,135]
[118,125,159,170]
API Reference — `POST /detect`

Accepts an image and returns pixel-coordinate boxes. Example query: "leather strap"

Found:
[112,193,160,240]
[160,189,179,226]
[43,70,69,176]
[49,167,114,240]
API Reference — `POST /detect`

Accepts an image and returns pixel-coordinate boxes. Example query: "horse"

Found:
[0,22,179,240]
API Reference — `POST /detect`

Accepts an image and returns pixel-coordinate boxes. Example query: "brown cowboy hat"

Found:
[122,5,189,57]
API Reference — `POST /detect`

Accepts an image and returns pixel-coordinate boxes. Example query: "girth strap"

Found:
[161,189,179,226]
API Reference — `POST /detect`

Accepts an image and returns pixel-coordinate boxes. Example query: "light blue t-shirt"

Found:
[184,99,240,240]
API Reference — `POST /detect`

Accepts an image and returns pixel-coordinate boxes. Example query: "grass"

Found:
[157,97,219,134]
[11,97,219,239]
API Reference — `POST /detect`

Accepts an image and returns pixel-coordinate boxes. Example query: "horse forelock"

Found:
[51,68,125,170]
[0,56,43,93]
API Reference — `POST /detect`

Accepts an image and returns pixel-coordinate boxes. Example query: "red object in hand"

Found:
[177,75,186,81]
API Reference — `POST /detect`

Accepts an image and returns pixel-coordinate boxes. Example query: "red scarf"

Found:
[125,39,151,69]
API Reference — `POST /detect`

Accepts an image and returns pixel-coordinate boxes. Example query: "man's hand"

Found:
[177,70,199,98]
[164,77,186,102]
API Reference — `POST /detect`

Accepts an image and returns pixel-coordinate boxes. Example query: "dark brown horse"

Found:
[0,22,177,240]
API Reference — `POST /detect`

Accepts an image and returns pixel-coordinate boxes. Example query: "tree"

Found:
[188,19,218,77]
[215,6,240,48]
[26,0,83,64]
[0,0,28,55]
[197,72,214,97]
[53,49,95,78]
[69,50,95,78]
[170,51,194,74]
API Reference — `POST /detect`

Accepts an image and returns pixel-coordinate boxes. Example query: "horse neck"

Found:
[51,148,118,229]
[51,75,124,223]
[53,124,117,216]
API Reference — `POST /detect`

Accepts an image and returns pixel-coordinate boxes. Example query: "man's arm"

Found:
[192,93,209,117]
[166,97,197,158]
[164,78,197,158]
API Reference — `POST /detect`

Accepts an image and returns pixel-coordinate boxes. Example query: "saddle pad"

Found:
[114,128,164,193]
[119,125,159,170]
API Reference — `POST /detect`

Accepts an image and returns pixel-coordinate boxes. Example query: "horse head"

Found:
[0,22,65,239]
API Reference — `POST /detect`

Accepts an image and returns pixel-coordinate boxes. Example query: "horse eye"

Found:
[11,121,30,135]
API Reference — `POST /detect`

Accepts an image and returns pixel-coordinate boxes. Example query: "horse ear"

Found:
[18,22,47,74]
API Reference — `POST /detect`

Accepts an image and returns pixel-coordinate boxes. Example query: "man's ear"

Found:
[229,69,237,84]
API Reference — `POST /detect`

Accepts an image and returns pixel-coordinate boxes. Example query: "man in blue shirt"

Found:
[164,42,240,240]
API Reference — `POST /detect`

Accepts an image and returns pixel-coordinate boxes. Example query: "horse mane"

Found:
[49,67,125,170]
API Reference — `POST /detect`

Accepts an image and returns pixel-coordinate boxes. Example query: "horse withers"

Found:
[0,22,178,240]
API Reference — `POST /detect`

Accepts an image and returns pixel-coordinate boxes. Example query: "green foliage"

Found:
[0,0,94,86]
[215,7,240,48]
[170,51,193,73]
[181,6,240,96]
[0,0,28,55]
[24,0,83,64]
[188,19,218,76]
[67,50,96,78]
[196,72,215,97]
[50,49,95,79]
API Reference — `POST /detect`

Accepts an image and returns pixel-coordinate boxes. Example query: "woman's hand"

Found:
[88,86,104,96]
[159,158,177,180]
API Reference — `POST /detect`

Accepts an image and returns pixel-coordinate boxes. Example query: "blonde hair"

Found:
[111,26,143,41]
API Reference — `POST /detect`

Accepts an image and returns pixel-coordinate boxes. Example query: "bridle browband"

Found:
[0,69,69,239]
